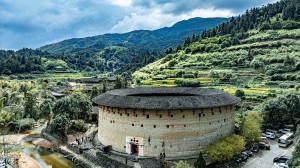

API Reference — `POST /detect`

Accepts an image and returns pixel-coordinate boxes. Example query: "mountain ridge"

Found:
[38,17,229,53]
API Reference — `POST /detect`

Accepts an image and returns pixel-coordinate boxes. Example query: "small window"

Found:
[198,113,201,117]
[160,115,162,118]
[153,125,156,128]
[113,112,115,114]
[170,115,173,117]
[127,114,129,117]
[136,114,138,117]
[203,114,205,117]
[167,125,169,128]
[183,115,185,118]
[120,113,122,116]
[209,122,211,125]
[141,124,143,127]
[146,115,149,118]
[212,112,214,115]
[218,120,220,123]
[184,125,186,127]
[110,121,112,123]
[132,124,134,126]
[224,119,226,122]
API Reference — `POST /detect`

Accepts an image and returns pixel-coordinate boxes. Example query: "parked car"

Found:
[257,141,270,150]
[273,156,291,168]
[260,136,269,144]
[273,162,288,168]
[239,152,249,161]
[242,150,253,157]
[251,144,260,153]
[279,128,293,134]
[262,132,276,139]
[233,156,242,163]
[266,129,281,138]
[273,155,291,163]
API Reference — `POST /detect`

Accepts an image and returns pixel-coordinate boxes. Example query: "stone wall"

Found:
[98,105,235,159]
[82,149,133,168]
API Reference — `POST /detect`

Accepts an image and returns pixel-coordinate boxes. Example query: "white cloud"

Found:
[109,0,133,7]
[110,8,235,33]
[0,0,279,50]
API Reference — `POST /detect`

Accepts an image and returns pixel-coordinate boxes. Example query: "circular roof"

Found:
[92,87,240,110]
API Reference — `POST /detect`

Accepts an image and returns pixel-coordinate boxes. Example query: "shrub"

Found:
[235,90,245,98]
[207,135,245,162]
[183,74,195,78]
[175,161,192,168]
[70,120,88,132]
[174,79,200,87]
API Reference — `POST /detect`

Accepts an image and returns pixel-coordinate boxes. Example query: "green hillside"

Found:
[132,0,300,125]
[134,0,300,90]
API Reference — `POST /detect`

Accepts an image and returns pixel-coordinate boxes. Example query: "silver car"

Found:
[279,128,293,134]
[262,132,276,139]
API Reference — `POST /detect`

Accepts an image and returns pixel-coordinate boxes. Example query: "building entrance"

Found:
[131,144,139,155]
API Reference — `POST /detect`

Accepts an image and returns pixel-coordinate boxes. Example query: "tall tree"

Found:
[241,111,262,145]
[194,152,206,168]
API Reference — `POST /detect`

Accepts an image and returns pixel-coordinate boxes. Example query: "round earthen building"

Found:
[93,87,240,159]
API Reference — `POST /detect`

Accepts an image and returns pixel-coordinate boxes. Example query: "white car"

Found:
[266,129,281,138]
[273,162,289,168]
[279,128,293,134]
[262,132,276,139]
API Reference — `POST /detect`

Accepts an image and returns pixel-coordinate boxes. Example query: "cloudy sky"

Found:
[0,0,278,50]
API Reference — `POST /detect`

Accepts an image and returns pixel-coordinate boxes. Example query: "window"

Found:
[167,125,169,128]
[183,115,185,118]
[209,122,211,125]
[141,124,143,127]
[127,114,129,117]
[224,119,226,122]
[203,114,205,117]
[146,115,149,118]
[120,113,122,116]
[212,112,214,115]
[170,115,173,117]
[153,125,156,128]
[184,125,186,127]
[160,115,162,118]
[132,124,134,126]
[198,113,201,117]
[136,114,138,117]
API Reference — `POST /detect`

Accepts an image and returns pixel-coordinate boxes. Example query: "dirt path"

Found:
[17,153,41,168]
[0,134,29,144]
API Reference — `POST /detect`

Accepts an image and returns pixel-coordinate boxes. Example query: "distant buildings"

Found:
[93,87,240,159]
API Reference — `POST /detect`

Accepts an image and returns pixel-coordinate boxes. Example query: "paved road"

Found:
[231,139,294,168]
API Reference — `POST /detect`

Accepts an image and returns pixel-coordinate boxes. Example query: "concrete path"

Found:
[134,162,142,168]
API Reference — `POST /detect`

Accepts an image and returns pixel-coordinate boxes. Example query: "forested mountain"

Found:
[0,17,228,75]
[134,0,300,87]
[38,17,229,53]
